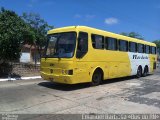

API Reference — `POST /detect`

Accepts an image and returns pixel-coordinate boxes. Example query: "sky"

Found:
[0,0,160,41]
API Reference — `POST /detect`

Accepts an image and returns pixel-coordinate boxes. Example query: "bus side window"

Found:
[119,40,128,52]
[91,34,104,49]
[138,43,144,53]
[151,46,156,54]
[76,32,88,58]
[144,45,146,53]
[149,46,152,54]
[145,45,150,54]
[129,42,136,52]
[106,37,117,50]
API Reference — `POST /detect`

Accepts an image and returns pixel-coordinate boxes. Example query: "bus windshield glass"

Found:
[45,32,76,58]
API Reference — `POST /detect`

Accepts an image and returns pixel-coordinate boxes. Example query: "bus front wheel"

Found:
[91,70,102,86]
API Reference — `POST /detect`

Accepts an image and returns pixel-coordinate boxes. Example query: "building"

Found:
[20,44,44,64]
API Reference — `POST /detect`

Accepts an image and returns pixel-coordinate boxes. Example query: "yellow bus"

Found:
[40,26,157,85]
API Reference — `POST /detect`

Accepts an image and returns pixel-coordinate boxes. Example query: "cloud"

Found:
[28,4,33,8]
[27,0,54,8]
[74,14,96,21]
[104,17,119,25]
[44,1,55,6]
[85,15,96,19]
[74,14,82,18]
[27,0,38,8]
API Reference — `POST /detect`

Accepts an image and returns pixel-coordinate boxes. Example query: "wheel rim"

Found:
[137,68,142,77]
[92,73,101,84]
[143,67,148,76]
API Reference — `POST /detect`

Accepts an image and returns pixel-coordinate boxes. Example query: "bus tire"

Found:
[136,66,142,78]
[143,66,148,77]
[91,69,102,86]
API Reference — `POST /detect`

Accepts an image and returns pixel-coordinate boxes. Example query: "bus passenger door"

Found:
[75,32,89,83]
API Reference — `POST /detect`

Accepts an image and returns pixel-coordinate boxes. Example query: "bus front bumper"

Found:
[40,72,77,84]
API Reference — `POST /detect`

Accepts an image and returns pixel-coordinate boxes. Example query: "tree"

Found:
[21,13,54,58]
[0,7,31,63]
[120,32,144,40]
[153,40,160,48]
[153,40,160,55]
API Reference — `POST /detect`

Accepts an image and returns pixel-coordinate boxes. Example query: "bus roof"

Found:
[48,26,156,47]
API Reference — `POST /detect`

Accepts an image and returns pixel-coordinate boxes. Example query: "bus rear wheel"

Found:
[91,70,102,86]
[143,66,148,77]
[136,66,142,78]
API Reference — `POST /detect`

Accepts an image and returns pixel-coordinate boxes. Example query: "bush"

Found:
[0,62,12,77]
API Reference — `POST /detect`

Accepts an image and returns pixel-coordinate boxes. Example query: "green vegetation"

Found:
[0,7,53,63]
[153,40,160,55]
[0,7,53,76]
[0,8,29,62]
[120,32,144,40]
[0,7,159,64]
[21,13,53,57]
[120,32,160,54]
[153,40,160,48]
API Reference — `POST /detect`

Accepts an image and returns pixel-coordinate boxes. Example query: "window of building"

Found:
[119,40,128,52]
[105,37,117,50]
[91,34,104,49]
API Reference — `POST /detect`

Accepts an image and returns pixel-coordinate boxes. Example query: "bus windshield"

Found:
[45,32,76,58]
